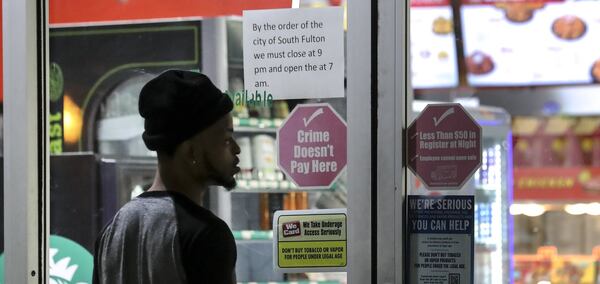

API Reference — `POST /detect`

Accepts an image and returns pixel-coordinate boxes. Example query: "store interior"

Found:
[1,0,600,283]
[412,0,600,282]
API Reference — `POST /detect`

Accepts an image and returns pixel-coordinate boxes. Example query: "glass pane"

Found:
[409,102,511,284]
[49,1,350,283]
[0,0,4,276]
[411,0,600,282]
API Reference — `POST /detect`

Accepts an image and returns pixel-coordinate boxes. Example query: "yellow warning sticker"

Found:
[279,241,347,267]
[274,209,347,271]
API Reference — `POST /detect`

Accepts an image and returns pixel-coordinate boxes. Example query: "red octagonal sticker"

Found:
[407,103,482,190]
[277,103,347,189]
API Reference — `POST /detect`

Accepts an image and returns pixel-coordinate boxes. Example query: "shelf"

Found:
[237,282,340,284]
[234,117,283,133]
[232,179,337,193]
[475,184,501,191]
[475,186,500,203]
[475,242,498,251]
[233,230,273,241]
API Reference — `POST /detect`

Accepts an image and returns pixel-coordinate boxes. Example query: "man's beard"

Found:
[219,176,237,191]
[207,166,237,190]
[202,154,238,190]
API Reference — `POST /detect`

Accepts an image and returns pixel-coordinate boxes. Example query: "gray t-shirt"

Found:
[93,191,236,284]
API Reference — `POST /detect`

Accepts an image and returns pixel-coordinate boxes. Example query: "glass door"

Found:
[36,0,378,283]
[2,0,414,283]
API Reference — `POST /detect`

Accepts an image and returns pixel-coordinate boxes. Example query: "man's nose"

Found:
[233,140,241,154]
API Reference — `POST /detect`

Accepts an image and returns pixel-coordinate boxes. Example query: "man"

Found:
[93,70,240,284]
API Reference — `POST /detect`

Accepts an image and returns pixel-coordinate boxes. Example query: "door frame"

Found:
[3,0,49,283]
[347,0,409,283]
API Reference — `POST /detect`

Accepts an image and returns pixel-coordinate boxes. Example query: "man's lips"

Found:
[233,158,241,173]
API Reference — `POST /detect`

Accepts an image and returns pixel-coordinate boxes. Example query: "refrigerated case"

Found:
[412,101,512,284]
[98,111,349,283]
[507,114,600,283]
[512,246,600,283]
[227,113,348,283]
[221,17,350,282]
[58,16,350,283]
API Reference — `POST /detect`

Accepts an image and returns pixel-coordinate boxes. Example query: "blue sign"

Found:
[407,195,474,284]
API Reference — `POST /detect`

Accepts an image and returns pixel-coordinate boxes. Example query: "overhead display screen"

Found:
[461,0,600,86]
[411,0,459,89]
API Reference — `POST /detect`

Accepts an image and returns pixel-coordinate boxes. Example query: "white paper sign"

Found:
[243,7,344,100]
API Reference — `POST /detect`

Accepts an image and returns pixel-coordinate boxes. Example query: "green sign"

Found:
[0,235,93,284]
[49,62,65,103]
[274,209,347,272]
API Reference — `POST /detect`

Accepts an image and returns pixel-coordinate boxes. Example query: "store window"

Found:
[0,0,4,266]
[47,1,353,283]
[410,0,600,282]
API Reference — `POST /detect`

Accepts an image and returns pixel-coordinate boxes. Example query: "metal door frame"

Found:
[3,0,49,283]
[347,0,408,283]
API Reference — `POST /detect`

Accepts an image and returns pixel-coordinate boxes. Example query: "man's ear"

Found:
[189,133,209,165]
[176,139,197,167]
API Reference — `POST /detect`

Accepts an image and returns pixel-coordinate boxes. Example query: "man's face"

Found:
[195,113,241,190]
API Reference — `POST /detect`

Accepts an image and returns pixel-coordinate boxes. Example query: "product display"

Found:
[512,112,600,266]
[272,101,290,119]
[236,137,254,180]
[411,0,459,88]
[591,59,600,83]
[461,0,600,86]
[284,192,296,210]
[259,193,270,230]
[513,116,600,168]
[432,17,453,35]
[295,192,309,210]
[233,103,250,119]
[251,134,277,181]
[514,247,600,284]
[552,15,587,40]
[410,102,511,284]
[466,51,495,75]
[497,2,544,23]
[228,78,250,119]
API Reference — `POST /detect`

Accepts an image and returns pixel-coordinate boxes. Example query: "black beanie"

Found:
[139,70,233,152]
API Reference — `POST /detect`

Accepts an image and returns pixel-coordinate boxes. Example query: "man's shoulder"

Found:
[172,200,224,234]
[167,195,232,242]
[101,192,176,233]
[116,193,172,218]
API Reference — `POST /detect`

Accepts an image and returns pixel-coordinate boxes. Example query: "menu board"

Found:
[461,0,600,86]
[411,0,459,89]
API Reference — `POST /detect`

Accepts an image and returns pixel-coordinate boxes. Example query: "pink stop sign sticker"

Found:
[277,103,347,189]
[407,103,482,190]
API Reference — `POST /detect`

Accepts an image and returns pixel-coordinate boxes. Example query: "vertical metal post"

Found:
[202,18,233,225]
[347,0,373,283]
[348,0,409,282]
[375,0,409,282]
[3,0,49,283]
[377,0,398,282]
